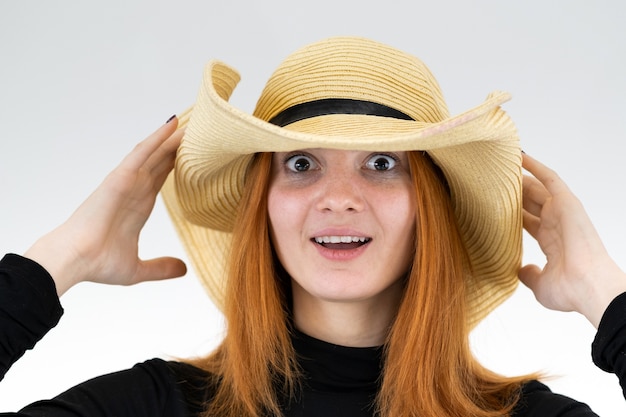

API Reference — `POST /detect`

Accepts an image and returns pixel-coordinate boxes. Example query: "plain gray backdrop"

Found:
[1,0,625,415]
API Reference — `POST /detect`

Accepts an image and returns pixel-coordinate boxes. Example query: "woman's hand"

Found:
[520,153,626,328]
[24,117,187,296]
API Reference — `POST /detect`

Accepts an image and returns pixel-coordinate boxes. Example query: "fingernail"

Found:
[165,114,176,124]
[521,149,526,154]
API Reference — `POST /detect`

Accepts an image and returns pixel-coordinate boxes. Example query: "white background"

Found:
[1,0,625,415]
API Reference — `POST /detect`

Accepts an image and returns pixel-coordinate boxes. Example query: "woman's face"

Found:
[268,149,416,308]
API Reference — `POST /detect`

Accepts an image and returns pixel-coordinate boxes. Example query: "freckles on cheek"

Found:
[266,188,306,276]
[267,194,282,233]
[266,196,287,266]
[267,188,300,240]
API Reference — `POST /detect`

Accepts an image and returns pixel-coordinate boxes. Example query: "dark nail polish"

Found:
[165,114,176,124]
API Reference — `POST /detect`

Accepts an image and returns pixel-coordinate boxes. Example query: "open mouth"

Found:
[312,236,371,250]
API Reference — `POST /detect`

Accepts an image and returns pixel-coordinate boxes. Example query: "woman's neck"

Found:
[291,280,403,347]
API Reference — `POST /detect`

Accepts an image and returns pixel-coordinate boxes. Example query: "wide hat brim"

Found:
[161,40,522,329]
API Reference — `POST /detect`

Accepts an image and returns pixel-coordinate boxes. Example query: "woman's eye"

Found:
[365,154,397,171]
[285,154,317,172]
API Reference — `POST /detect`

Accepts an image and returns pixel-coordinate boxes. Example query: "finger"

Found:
[119,116,179,173]
[522,153,571,196]
[522,208,541,239]
[145,128,184,188]
[147,129,183,193]
[522,174,549,218]
[519,264,564,312]
[132,256,187,284]
[518,263,542,293]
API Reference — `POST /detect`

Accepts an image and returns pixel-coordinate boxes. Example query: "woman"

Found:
[2,37,625,416]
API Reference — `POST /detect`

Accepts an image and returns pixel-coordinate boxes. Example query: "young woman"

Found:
[2,37,626,417]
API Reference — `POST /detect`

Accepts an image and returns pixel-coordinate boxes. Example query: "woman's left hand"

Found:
[24,118,186,296]
[520,153,626,328]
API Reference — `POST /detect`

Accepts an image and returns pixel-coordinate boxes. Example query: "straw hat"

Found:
[161,36,522,327]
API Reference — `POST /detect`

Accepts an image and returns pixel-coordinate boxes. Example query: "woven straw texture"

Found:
[161,37,522,328]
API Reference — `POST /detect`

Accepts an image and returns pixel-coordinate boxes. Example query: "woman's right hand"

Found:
[24,117,187,296]
[520,153,626,328]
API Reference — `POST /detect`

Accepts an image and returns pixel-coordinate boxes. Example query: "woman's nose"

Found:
[315,170,366,213]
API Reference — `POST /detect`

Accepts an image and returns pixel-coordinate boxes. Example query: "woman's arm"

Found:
[1,117,187,380]
[0,254,63,381]
[0,118,196,414]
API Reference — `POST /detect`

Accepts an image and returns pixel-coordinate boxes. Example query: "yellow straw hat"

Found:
[161,36,522,328]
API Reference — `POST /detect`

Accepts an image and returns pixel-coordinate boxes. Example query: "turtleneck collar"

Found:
[291,329,383,392]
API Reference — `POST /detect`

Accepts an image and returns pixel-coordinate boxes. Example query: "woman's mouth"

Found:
[313,235,371,250]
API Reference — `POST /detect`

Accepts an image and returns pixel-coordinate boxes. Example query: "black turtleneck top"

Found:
[2,253,625,416]
[283,330,382,416]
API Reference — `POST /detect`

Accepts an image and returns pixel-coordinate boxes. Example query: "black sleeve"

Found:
[0,254,64,380]
[592,291,626,398]
[0,253,210,416]
[513,292,626,416]
[513,381,597,417]
[0,359,205,417]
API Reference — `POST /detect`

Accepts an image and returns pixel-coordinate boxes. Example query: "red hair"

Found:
[192,151,535,417]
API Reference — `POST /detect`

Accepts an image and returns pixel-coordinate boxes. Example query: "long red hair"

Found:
[192,151,534,417]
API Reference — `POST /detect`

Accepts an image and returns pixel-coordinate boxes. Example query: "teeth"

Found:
[314,236,369,244]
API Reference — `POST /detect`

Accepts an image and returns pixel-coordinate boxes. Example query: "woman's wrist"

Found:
[23,229,86,297]
[578,263,626,328]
